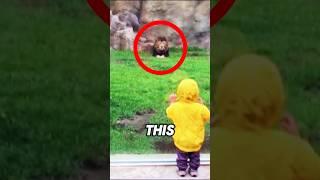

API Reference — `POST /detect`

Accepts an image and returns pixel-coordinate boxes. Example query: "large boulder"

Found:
[111,0,210,51]
[110,0,141,15]
[110,11,139,50]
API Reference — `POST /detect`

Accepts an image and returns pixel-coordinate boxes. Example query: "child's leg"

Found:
[189,152,200,170]
[176,149,188,171]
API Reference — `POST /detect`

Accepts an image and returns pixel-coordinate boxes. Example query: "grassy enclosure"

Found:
[0,0,319,179]
[110,49,210,153]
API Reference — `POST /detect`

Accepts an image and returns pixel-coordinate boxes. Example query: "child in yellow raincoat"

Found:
[212,54,320,180]
[167,79,210,177]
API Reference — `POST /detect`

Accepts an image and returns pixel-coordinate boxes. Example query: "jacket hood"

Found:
[215,54,285,130]
[176,79,200,103]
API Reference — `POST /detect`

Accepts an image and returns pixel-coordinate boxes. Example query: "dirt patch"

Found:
[116,109,155,132]
[69,169,106,180]
[154,136,210,153]
[73,159,107,180]
[81,158,108,170]
[56,158,108,180]
[286,47,320,65]
[39,160,107,180]
[19,0,48,7]
[188,52,209,57]
[115,58,135,65]
[304,78,320,94]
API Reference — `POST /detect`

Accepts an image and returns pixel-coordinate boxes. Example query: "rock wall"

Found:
[110,0,210,51]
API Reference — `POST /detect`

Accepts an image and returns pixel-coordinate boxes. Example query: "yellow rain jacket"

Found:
[166,79,210,152]
[212,54,320,180]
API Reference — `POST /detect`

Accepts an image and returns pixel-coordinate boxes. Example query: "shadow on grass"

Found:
[153,136,210,153]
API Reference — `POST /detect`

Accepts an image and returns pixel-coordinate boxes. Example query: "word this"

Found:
[145,124,175,136]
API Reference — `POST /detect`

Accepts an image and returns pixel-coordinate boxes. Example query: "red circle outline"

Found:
[133,20,188,75]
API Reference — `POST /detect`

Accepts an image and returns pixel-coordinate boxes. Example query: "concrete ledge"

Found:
[111,154,210,166]
[110,154,210,179]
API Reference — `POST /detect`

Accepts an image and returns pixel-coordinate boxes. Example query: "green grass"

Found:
[0,1,107,179]
[110,49,210,153]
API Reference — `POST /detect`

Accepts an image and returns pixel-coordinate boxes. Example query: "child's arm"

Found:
[201,105,210,123]
[166,93,176,121]
[197,97,204,104]
[168,93,177,105]
[280,113,300,137]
